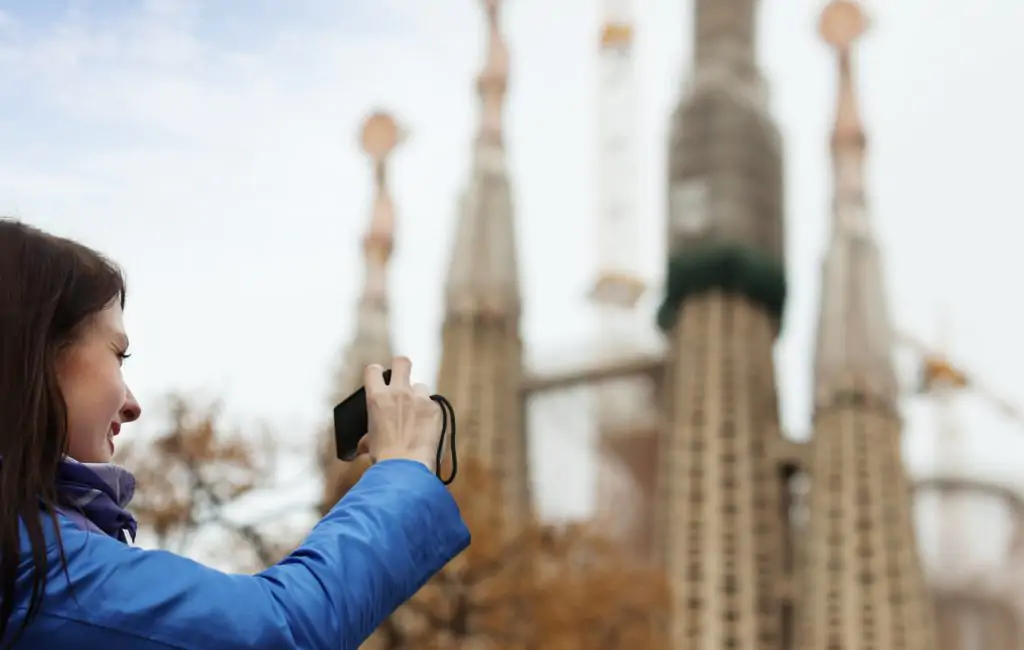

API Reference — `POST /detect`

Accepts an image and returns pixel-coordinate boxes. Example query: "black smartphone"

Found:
[333,368,392,461]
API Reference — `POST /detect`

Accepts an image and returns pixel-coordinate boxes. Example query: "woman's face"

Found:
[56,301,142,463]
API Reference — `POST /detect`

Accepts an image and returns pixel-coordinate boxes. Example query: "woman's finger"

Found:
[356,434,370,457]
[390,356,412,388]
[364,364,387,396]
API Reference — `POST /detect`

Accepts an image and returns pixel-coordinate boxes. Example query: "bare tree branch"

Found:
[119,393,300,570]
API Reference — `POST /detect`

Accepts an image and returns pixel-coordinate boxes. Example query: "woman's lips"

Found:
[108,422,121,453]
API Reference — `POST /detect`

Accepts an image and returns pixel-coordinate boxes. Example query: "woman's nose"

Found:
[121,386,142,423]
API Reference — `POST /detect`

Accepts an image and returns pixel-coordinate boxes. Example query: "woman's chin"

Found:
[69,446,114,464]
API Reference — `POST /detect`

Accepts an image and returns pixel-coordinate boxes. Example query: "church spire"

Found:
[334,111,404,399]
[830,30,865,153]
[444,0,519,317]
[476,0,508,146]
[321,111,404,512]
[435,0,528,529]
[800,8,937,648]
[361,112,401,312]
[812,0,898,408]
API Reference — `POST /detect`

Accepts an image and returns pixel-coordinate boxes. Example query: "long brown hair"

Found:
[0,218,126,644]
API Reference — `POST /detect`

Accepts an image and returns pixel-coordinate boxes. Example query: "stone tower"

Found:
[320,112,403,510]
[797,2,937,649]
[435,0,529,528]
[654,0,788,647]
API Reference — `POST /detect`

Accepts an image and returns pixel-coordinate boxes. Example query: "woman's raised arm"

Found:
[14,459,469,650]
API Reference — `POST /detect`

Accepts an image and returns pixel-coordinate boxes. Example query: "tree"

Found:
[330,457,671,649]
[117,394,301,571]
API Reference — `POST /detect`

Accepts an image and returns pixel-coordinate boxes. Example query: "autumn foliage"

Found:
[328,456,671,649]
[122,395,670,648]
[117,395,296,570]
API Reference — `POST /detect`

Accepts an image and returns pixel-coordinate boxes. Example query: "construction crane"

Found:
[895,329,1024,423]
[588,0,653,437]
[893,321,1024,647]
[524,326,1024,422]
[900,316,975,584]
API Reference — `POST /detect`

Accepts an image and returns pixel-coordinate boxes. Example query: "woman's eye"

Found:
[118,352,131,366]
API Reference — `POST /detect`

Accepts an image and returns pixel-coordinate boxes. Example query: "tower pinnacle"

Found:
[821,0,868,152]
[820,0,866,49]
[444,0,518,317]
[435,0,528,529]
[335,110,404,394]
[361,112,404,296]
[800,5,937,647]
[476,0,509,145]
[812,0,896,405]
[321,111,404,512]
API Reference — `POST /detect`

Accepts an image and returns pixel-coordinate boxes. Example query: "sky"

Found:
[2,0,1024,577]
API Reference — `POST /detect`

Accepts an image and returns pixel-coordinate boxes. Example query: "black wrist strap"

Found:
[430,395,457,485]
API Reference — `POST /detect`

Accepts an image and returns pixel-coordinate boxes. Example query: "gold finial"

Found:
[359,111,405,263]
[819,0,868,49]
[360,111,403,161]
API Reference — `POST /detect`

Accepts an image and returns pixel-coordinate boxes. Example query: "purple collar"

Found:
[56,458,138,543]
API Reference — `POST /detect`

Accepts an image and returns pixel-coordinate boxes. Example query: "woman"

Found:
[0,219,470,649]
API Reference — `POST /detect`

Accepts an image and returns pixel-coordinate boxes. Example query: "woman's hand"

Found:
[357,357,442,473]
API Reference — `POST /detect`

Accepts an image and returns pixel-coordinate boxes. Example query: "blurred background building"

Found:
[1,0,1018,647]
[321,0,1024,648]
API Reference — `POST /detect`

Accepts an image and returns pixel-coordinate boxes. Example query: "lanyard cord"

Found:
[430,395,457,485]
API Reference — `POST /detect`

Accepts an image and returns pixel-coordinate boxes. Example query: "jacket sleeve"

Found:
[36,459,471,650]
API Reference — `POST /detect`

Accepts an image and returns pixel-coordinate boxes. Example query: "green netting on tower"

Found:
[657,244,787,332]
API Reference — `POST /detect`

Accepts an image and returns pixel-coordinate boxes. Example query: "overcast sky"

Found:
[2,0,1023,576]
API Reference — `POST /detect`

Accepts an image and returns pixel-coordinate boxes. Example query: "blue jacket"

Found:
[7,459,471,649]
